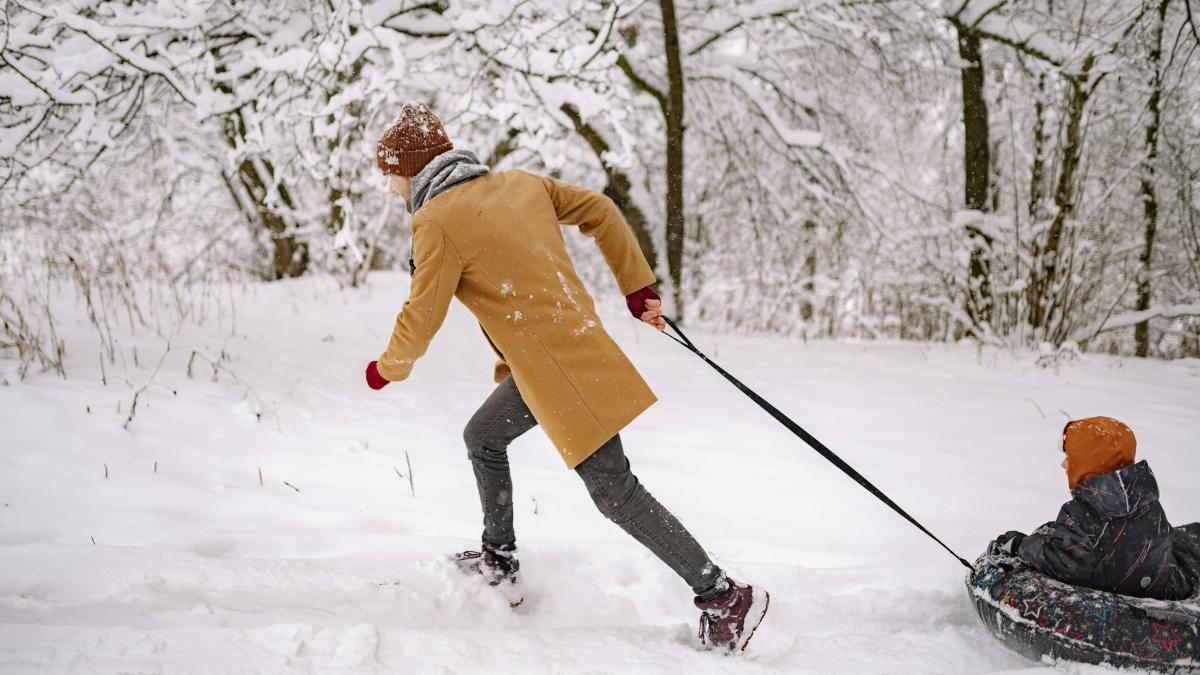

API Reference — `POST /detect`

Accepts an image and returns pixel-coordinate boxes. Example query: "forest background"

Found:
[3,0,1200,380]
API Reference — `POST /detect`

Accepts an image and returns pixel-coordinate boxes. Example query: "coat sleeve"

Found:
[376,218,463,382]
[538,174,656,295]
[1017,504,1099,582]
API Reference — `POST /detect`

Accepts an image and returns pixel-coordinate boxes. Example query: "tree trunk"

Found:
[801,219,817,324]
[1135,0,1168,357]
[560,104,659,271]
[1029,54,1095,336]
[1029,0,1056,223]
[235,156,308,280]
[221,108,307,280]
[327,59,372,287]
[957,26,993,330]
[660,0,686,319]
[210,48,309,280]
[1028,73,1049,222]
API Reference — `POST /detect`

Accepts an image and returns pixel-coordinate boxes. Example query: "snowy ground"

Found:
[2,272,1198,674]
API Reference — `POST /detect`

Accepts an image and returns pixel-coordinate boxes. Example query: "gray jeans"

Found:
[463,375,728,600]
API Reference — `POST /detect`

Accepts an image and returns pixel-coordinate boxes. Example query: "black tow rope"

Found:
[661,317,973,570]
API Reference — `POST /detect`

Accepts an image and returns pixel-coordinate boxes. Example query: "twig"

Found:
[258,466,263,487]
[283,481,300,492]
[124,381,177,430]
[103,463,109,479]
[123,333,178,430]
[1186,0,1200,45]
[1024,397,1046,419]
[187,348,227,382]
[405,450,415,498]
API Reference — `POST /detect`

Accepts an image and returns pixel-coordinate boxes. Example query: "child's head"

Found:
[1061,417,1137,489]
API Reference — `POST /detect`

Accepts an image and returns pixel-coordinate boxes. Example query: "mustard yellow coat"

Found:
[376,170,658,469]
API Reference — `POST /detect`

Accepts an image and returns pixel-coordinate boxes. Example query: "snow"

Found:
[256,48,316,75]
[2,273,1199,673]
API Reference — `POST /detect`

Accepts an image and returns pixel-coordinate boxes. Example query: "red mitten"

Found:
[365,361,390,390]
[625,286,660,318]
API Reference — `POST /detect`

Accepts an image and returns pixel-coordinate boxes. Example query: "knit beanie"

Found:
[376,102,454,177]
[1063,416,1137,489]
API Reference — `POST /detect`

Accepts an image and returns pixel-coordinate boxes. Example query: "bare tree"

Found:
[1135,0,1170,356]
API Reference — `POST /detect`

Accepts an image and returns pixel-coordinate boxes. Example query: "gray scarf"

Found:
[408,149,489,214]
[405,149,489,275]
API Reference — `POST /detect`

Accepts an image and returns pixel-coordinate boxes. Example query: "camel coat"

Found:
[376,170,658,468]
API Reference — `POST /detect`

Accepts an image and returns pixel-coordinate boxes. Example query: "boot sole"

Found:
[736,589,770,653]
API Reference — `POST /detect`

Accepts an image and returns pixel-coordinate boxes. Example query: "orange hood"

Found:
[1063,416,1136,489]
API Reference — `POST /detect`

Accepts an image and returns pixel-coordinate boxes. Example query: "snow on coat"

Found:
[375,169,658,469]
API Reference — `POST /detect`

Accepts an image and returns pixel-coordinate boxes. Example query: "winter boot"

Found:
[695,580,770,653]
[453,544,520,587]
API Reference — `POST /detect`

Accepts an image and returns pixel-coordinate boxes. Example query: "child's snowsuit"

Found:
[1018,460,1194,601]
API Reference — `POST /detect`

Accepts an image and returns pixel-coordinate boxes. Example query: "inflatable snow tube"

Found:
[967,542,1200,672]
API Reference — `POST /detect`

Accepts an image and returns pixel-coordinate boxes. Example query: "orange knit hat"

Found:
[1062,416,1136,489]
[375,102,454,177]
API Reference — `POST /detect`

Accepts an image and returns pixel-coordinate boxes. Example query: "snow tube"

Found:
[967,541,1200,672]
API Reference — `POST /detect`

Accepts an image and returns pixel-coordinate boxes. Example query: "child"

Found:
[995,416,1194,601]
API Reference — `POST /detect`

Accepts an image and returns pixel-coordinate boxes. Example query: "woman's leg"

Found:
[462,375,539,549]
[575,435,729,600]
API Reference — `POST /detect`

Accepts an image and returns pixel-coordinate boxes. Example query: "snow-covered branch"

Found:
[1077,304,1200,341]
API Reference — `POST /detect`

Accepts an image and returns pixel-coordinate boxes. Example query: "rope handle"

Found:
[661,316,973,570]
